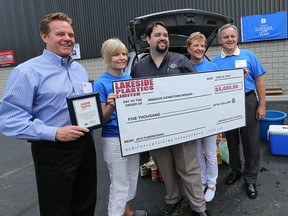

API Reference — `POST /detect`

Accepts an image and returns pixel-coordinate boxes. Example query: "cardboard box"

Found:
[268,125,288,156]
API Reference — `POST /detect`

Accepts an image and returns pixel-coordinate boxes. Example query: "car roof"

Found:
[127,8,233,53]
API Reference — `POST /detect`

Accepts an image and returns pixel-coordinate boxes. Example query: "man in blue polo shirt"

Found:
[213,24,266,199]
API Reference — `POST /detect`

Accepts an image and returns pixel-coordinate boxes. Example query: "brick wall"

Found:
[0,58,106,99]
[1,39,288,99]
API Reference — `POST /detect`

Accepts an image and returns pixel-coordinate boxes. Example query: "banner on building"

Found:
[0,50,15,67]
[70,43,81,59]
[241,11,287,42]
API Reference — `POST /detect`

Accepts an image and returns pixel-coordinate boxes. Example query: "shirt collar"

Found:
[148,51,170,66]
[221,47,240,58]
[42,49,74,67]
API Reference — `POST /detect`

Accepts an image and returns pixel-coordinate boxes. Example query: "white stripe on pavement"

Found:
[0,161,33,179]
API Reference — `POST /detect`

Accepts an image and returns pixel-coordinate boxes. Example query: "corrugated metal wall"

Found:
[0,0,287,64]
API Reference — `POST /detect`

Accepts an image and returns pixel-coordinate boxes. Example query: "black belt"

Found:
[245,91,254,96]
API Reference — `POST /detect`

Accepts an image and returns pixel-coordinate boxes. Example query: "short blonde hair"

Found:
[101,38,128,64]
[186,32,207,48]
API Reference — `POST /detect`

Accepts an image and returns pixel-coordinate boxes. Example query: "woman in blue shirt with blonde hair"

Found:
[187,32,219,203]
[93,38,147,216]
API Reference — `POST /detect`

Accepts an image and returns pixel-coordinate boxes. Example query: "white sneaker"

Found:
[205,187,216,202]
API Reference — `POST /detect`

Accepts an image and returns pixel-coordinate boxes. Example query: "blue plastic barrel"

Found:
[260,110,287,141]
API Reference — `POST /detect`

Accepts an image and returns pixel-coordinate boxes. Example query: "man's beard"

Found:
[156,44,168,53]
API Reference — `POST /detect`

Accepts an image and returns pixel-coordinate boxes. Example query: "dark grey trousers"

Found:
[225,91,260,184]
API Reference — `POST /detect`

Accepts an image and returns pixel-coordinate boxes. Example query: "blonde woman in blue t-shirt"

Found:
[187,32,219,202]
[93,38,147,216]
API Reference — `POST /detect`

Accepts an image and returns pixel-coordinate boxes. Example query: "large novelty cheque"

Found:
[114,69,245,156]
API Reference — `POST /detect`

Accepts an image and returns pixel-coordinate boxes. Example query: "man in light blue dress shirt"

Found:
[0,12,97,216]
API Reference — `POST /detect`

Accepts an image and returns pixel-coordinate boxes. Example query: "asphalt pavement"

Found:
[1,128,288,216]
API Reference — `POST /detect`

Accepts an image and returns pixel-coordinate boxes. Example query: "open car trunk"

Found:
[127,9,234,55]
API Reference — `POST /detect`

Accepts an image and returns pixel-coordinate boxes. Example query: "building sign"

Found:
[70,43,81,59]
[0,50,15,67]
[241,11,287,42]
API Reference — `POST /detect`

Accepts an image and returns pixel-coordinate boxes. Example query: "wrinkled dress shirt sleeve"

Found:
[0,49,89,141]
